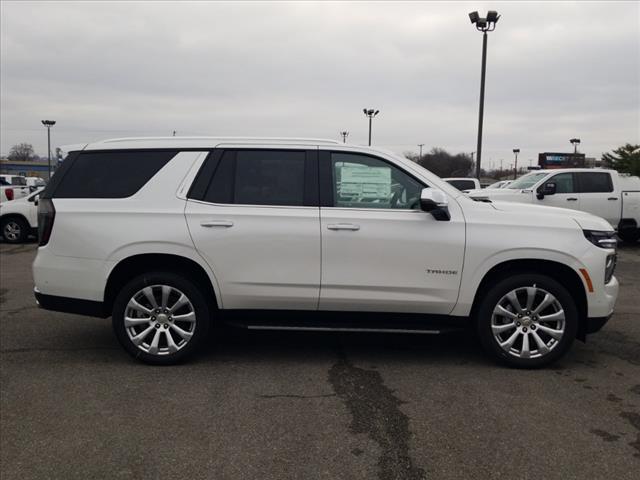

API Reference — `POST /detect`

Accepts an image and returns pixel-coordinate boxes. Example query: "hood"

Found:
[468,188,529,200]
[466,188,505,195]
[490,201,614,231]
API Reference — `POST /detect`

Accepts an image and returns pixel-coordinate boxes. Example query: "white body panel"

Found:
[186,201,321,309]
[318,206,464,314]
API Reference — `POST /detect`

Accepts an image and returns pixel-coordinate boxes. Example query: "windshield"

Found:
[507,172,549,189]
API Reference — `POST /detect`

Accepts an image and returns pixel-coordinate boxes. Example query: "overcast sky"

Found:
[1,1,638,169]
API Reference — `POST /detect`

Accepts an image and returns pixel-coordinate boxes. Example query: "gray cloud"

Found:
[1,1,638,169]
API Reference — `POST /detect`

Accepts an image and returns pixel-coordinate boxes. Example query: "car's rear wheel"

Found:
[476,273,578,368]
[1,217,29,243]
[112,272,210,365]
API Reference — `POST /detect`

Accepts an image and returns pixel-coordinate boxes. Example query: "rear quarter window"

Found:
[52,150,177,198]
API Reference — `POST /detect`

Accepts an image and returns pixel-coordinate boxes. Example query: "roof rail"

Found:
[98,136,341,145]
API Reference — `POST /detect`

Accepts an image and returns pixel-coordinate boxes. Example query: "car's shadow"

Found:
[194,325,491,367]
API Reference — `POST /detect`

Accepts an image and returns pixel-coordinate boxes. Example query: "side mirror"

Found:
[420,188,450,221]
[537,182,556,199]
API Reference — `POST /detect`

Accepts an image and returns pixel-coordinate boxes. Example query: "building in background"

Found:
[538,152,602,169]
[0,158,56,177]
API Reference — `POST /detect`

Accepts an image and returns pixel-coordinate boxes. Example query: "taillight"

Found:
[37,198,56,246]
[5,188,13,201]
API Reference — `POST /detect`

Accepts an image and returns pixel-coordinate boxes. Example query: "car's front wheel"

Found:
[476,273,578,368]
[112,272,210,365]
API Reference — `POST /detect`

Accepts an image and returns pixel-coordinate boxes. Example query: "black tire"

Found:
[112,271,210,365]
[476,273,578,369]
[1,216,29,243]
[618,229,640,244]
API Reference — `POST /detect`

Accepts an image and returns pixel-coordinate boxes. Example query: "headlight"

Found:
[583,230,617,250]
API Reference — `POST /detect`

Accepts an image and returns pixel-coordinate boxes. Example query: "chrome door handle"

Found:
[608,197,618,201]
[566,198,578,201]
[327,223,360,231]
[200,220,234,228]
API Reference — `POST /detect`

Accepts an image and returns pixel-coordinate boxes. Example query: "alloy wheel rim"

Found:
[124,285,196,356]
[4,222,20,241]
[491,285,565,359]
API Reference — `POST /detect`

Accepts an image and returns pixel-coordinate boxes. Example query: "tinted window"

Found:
[551,173,575,194]
[11,177,27,186]
[446,179,476,191]
[202,150,306,206]
[0,178,8,186]
[331,153,423,209]
[53,150,176,198]
[578,172,613,193]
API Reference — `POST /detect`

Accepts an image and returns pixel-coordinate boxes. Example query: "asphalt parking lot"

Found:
[1,242,639,479]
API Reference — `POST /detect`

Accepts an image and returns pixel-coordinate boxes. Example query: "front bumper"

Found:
[585,313,613,335]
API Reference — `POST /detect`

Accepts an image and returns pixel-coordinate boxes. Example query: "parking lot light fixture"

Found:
[340,131,349,143]
[363,108,380,146]
[513,148,520,179]
[41,120,56,180]
[469,10,500,180]
[570,138,581,154]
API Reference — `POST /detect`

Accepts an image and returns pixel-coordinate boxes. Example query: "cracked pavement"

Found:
[1,241,639,479]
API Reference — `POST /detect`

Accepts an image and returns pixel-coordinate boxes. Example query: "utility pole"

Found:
[340,131,349,143]
[512,148,520,179]
[41,120,56,180]
[362,108,379,146]
[418,143,425,160]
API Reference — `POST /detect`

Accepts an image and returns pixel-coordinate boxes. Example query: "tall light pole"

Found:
[340,131,349,143]
[469,10,500,180]
[41,120,56,180]
[418,143,425,160]
[512,148,520,179]
[363,108,379,146]
[570,138,580,154]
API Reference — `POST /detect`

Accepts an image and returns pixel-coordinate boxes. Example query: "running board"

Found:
[245,325,443,334]
[219,310,470,335]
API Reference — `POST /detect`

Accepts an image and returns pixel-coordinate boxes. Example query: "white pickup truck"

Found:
[0,175,31,203]
[468,168,640,242]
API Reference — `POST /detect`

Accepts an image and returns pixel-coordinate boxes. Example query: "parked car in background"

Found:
[487,180,513,189]
[33,137,618,368]
[443,177,481,192]
[468,168,640,242]
[0,188,41,243]
[26,177,46,192]
[0,175,30,202]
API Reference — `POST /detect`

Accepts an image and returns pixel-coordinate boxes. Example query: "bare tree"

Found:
[7,143,37,161]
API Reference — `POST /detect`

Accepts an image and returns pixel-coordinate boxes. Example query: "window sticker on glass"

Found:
[338,163,391,204]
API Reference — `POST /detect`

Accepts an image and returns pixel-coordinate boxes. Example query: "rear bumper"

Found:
[34,289,108,318]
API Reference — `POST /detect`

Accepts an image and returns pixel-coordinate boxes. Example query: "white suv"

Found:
[33,137,619,367]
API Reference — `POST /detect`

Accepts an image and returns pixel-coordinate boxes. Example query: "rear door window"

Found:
[577,172,613,193]
[53,150,177,198]
[197,149,314,207]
